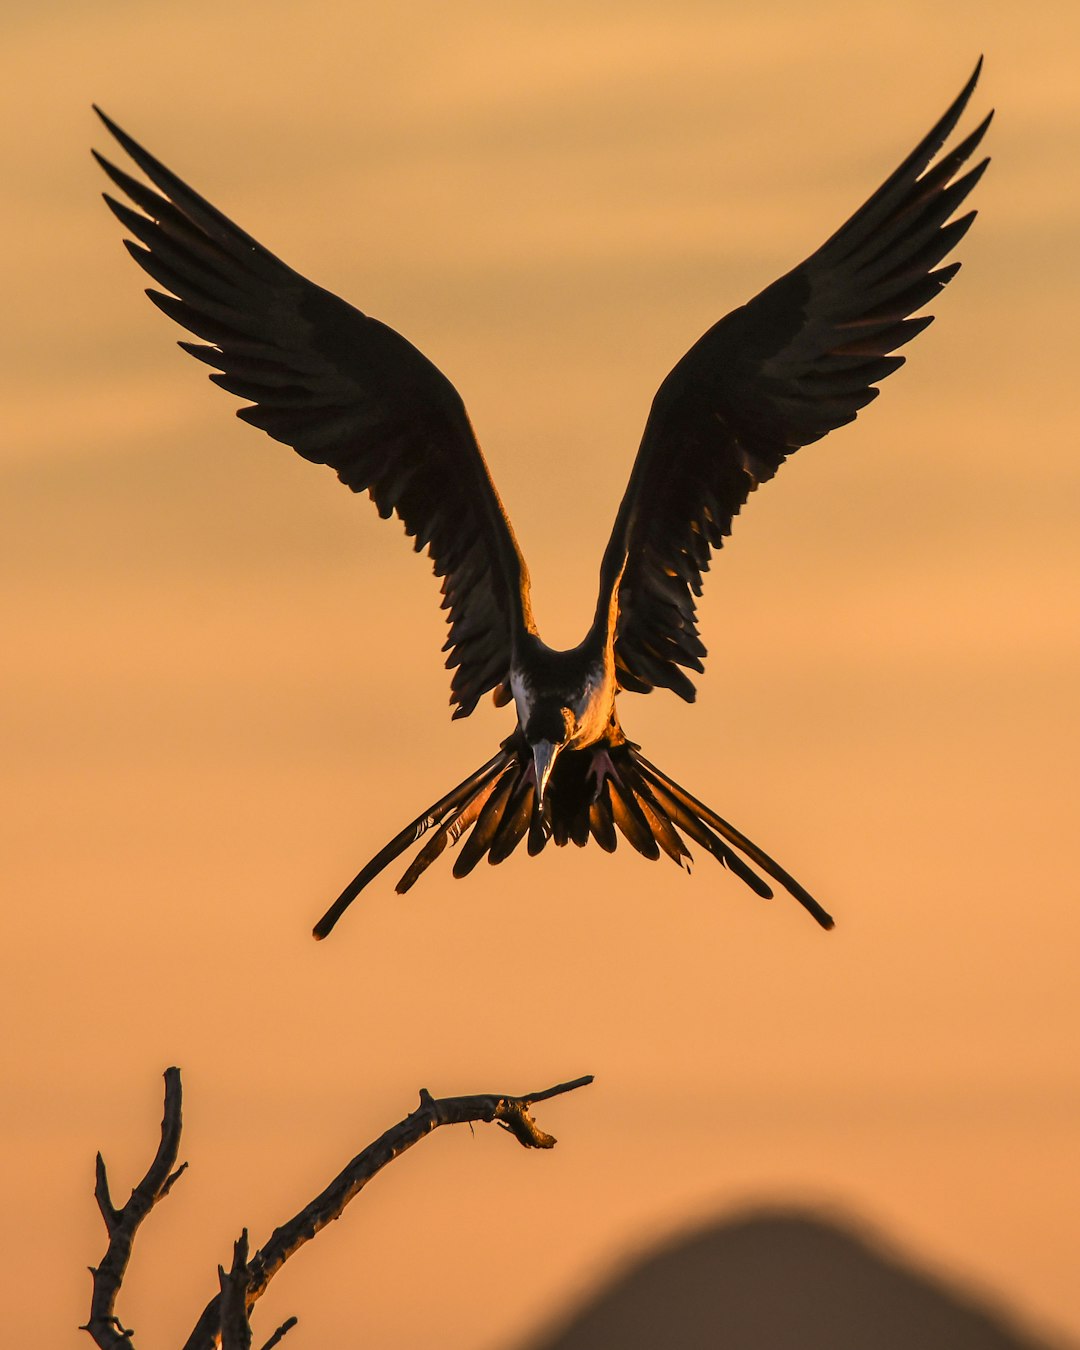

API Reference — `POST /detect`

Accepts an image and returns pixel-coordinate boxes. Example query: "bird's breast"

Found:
[568,664,617,747]
[509,667,535,727]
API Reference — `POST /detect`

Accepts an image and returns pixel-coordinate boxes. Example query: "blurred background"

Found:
[3,2,1078,1346]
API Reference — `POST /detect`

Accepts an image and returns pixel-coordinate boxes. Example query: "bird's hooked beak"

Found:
[531,739,561,808]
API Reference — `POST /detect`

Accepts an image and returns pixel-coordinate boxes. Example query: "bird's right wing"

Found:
[601,62,990,701]
[93,109,533,719]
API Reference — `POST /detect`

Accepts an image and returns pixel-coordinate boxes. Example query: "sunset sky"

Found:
[4,3,1079,1346]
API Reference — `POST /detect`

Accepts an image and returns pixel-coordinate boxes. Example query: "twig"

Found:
[82,1067,188,1349]
[218,1231,253,1350]
[182,1074,593,1349]
[257,1317,298,1350]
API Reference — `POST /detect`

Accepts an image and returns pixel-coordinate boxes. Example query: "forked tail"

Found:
[312,738,833,938]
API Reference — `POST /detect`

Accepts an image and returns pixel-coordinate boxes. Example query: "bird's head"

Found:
[524,704,574,808]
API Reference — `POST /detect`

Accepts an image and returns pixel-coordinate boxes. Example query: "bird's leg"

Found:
[586,747,618,799]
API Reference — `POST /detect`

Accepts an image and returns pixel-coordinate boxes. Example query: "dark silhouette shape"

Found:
[92,62,991,936]
[83,1067,591,1348]
[519,1208,1069,1350]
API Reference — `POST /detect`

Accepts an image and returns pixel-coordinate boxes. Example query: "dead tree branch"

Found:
[85,1068,592,1349]
[183,1073,592,1349]
[83,1066,188,1349]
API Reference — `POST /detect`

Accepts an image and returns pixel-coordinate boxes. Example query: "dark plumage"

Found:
[92,61,991,938]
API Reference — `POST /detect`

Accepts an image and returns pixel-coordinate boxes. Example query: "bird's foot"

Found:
[587,748,618,798]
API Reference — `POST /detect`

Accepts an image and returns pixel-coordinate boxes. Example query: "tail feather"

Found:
[628,774,692,869]
[395,827,452,895]
[527,796,549,856]
[587,784,618,853]
[638,767,774,899]
[452,768,517,878]
[547,749,597,848]
[607,774,661,860]
[397,776,499,893]
[488,777,535,864]
[633,749,834,929]
[569,801,592,848]
[313,735,833,937]
[311,749,509,938]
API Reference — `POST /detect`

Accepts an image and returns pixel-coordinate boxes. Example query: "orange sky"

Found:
[4,4,1080,1347]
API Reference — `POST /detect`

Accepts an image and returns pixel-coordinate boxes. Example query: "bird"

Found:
[93,61,990,940]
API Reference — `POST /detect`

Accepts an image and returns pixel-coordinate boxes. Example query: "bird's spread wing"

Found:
[93,109,533,720]
[602,61,991,701]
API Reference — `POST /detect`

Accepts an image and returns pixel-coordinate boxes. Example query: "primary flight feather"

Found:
[93,61,990,937]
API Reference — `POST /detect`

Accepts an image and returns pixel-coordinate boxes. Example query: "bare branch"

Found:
[258,1318,298,1350]
[183,1074,594,1350]
[82,1067,187,1350]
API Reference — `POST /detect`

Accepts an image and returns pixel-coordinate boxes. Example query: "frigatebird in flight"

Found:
[93,62,989,938]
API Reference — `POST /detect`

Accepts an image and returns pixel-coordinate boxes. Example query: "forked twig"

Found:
[82,1066,187,1349]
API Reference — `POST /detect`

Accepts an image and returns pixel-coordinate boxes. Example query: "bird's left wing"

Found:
[601,62,991,701]
[93,109,533,719]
